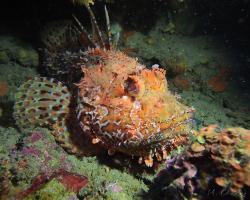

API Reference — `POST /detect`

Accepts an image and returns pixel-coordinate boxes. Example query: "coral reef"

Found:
[0,50,9,64]
[162,56,188,77]
[16,169,88,199]
[160,22,176,34]
[0,35,38,127]
[23,179,79,200]
[0,126,147,199]
[173,76,190,90]
[0,62,37,103]
[146,125,250,200]
[0,81,8,97]
[0,36,39,68]
[124,17,250,129]
[207,65,231,92]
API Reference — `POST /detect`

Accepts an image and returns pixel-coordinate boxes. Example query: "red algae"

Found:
[28,131,43,143]
[173,76,190,90]
[21,147,41,157]
[16,173,49,200]
[56,169,88,192]
[0,81,9,96]
[208,66,231,92]
[15,170,88,199]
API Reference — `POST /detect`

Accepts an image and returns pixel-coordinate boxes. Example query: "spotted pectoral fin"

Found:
[14,77,70,129]
[51,120,79,155]
[52,119,104,156]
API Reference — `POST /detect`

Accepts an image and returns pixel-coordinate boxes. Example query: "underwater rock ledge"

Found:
[145,125,250,200]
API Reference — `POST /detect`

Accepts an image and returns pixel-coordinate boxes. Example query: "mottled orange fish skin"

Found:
[77,48,194,166]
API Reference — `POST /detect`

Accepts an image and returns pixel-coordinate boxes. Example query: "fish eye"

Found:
[124,77,139,96]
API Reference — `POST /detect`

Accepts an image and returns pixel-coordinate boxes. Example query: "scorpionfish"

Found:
[14,5,194,167]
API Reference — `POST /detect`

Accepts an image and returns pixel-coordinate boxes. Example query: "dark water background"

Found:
[0,0,250,91]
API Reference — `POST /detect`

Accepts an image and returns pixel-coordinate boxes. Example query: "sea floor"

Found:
[0,17,249,199]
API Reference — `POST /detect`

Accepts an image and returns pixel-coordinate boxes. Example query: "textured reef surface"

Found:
[0,127,147,199]
[146,125,250,200]
[0,0,250,199]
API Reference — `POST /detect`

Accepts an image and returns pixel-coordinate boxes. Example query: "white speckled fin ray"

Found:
[72,14,96,48]
[85,5,105,48]
[104,5,111,49]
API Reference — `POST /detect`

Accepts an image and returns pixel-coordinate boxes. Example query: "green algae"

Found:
[0,50,9,64]
[0,126,148,199]
[0,126,21,160]
[70,155,147,199]
[124,18,250,129]
[0,35,39,127]
[15,48,39,67]
[0,63,37,101]
[0,36,39,68]
[24,179,77,200]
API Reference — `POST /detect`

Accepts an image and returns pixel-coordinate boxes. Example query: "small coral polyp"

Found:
[76,48,194,166]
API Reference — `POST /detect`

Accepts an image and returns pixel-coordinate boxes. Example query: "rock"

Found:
[0,36,39,68]
[0,51,10,64]
[16,48,39,67]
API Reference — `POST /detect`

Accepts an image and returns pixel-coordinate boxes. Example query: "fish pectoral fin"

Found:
[14,77,70,129]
